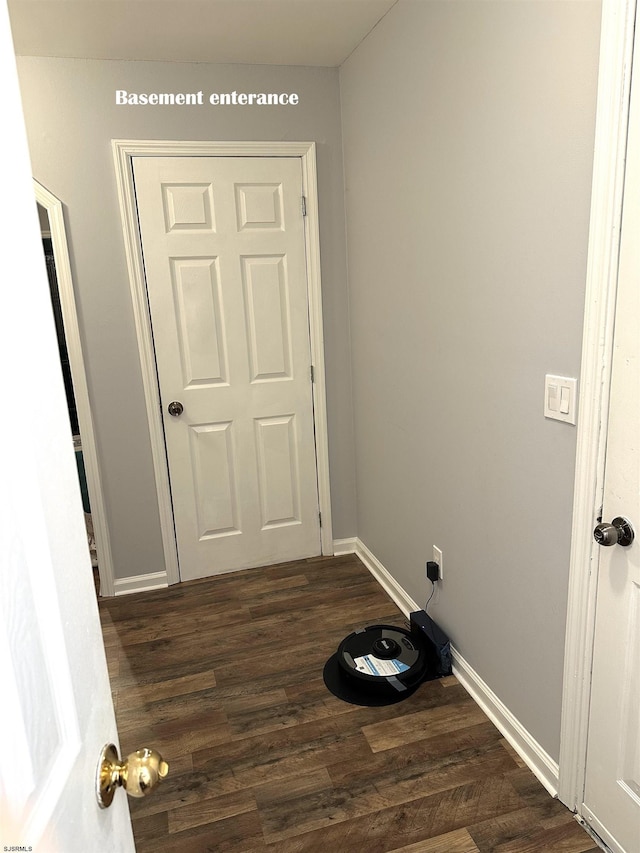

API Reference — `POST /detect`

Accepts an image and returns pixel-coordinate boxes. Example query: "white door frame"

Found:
[33,180,116,597]
[558,0,637,813]
[112,140,333,586]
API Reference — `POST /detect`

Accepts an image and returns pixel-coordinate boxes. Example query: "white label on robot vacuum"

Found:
[353,655,410,677]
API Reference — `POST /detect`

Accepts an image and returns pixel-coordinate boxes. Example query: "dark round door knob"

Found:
[593,516,634,547]
[167,401,184,417]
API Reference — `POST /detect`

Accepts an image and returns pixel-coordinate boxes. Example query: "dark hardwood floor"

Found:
[99,555,597,852]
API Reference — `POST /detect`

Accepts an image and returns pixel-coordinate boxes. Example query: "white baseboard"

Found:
[113,571,168,596]
[332,537,357,555]
[354,537,560,797]
[452,649,559,796]
[354,538,420,615]
[111,541,359,594]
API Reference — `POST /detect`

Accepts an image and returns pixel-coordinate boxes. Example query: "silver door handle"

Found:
[593,516,634,547]
[167,401,184,417]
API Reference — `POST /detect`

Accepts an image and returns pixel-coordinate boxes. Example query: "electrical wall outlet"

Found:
[433,545,443,580]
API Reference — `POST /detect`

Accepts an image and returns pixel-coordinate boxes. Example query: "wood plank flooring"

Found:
[99,555,597,852]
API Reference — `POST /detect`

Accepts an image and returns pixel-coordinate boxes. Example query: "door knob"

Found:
[167,401,184,417]
[593,516,635,547]
[96,743,169,808]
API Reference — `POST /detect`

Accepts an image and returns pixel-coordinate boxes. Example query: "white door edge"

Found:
[112,140,333,587]
[558,0,637,812]
[33,180,117,597]
[581,806,626,853]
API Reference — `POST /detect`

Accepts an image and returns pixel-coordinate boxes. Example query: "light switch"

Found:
[544,375,577,424]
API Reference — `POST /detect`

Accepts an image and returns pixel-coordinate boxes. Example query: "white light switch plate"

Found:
[544,374,577,424]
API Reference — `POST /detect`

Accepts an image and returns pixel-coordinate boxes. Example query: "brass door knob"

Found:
[96,743,169,808]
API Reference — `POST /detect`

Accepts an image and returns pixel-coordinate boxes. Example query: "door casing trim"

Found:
[558,0,637,813]
[34,180,116,597]
[112,140,333,586]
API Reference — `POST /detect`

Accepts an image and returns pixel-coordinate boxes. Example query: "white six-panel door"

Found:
[133,156,321,581]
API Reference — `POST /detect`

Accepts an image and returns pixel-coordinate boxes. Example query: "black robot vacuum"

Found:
[323,623,431,706]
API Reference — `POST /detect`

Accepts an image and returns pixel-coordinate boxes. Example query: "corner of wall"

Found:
[353,538,560,797]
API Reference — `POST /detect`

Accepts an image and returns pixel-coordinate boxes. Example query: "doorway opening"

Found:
[34,180,116,596]
[39,205,99,590]
[113,140,334,586]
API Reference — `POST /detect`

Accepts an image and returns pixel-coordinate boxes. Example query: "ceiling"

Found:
[8,0,398,67]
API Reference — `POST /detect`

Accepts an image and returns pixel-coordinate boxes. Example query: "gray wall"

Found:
[340,0,601,760]
[16,57,356,579]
